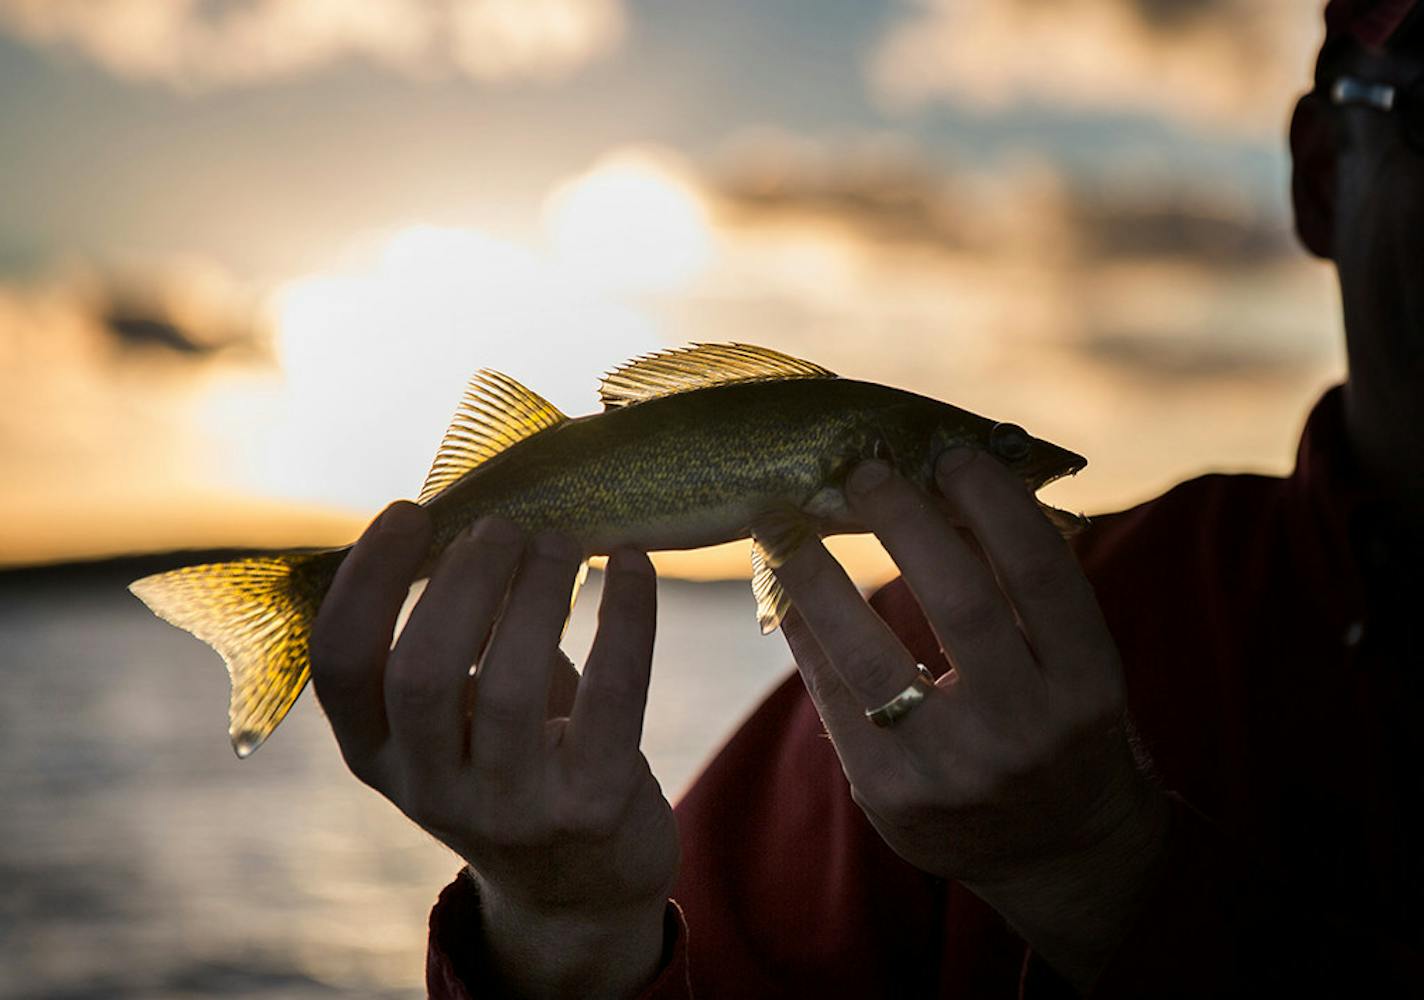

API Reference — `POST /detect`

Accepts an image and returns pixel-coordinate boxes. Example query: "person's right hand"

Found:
[309,502,678,999]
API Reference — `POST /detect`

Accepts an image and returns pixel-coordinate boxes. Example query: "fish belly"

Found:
[580,494,778,555]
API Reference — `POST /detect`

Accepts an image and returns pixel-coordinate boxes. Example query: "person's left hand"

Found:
[771,449,1171,989]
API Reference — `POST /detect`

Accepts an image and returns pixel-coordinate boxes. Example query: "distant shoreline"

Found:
[0,551,752,598]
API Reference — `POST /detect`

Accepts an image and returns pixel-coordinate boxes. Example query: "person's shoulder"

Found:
[673,669,833,814]
[1073,469,1289,571]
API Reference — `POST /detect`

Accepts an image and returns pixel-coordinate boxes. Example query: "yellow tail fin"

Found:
[129,549,345,758]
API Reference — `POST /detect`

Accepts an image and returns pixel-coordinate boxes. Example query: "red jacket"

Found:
[428,387,1424,996]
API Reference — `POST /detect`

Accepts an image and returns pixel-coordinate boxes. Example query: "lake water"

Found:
[0,560,797,998]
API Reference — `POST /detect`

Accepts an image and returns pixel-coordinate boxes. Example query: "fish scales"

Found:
[128,343,1088,757]
[423,379,881,554]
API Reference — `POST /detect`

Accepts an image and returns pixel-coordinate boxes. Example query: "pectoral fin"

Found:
[749,512,814,634]
[750,545,792,635]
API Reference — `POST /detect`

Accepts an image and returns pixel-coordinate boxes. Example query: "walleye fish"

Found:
[131,343,1087,758]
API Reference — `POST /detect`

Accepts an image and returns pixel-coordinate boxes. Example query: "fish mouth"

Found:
[1028,443,1088,491]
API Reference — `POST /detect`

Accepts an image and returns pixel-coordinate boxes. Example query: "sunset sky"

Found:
[0,0,1346,580]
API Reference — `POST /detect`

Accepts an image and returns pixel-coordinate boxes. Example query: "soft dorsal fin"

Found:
[419,369,567,504]
[599,343,836,410]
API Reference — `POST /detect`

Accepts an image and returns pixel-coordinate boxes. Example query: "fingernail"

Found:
[472,516,521,546]
[377,502,425,536]
[935,448,975,483]
[533,532,581,559]
[847,460,890,495]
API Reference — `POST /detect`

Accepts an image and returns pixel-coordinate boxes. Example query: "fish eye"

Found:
[989,422,1032,461]
[872,437,895,463]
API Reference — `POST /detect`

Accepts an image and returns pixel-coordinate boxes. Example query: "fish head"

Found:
[971,418,1087,493]
[876,395,1086,493]
[812,385,1088,535]
[922,401,1089,534]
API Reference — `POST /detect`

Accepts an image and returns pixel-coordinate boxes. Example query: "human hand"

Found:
[772,451,1170,989]
[310,503,678,999]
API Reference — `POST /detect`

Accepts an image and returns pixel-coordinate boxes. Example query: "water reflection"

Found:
[0,563,791,998]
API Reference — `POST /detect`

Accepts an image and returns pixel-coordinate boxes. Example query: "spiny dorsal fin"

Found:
[419,370,567,504]
[599,343,837,410]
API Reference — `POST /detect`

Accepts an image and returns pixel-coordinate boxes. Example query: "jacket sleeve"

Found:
[425,870,693,999]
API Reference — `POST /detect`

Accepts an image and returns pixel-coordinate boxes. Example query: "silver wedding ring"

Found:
[864,664,938,728]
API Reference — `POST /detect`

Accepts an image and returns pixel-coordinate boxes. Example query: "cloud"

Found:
[868,0,1321,133]
[714,128,1291,266]
[687,131,1343,522]
[0,0,624,90]
[0,142,1343,574]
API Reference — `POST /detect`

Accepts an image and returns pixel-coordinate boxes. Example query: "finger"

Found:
[567,548,657,776]
[935,449,1110,684]
[469,532,583,787]
[385,517,523,768]
[781,608,885,755]
[771,535,924,713]
[546,651,580,720]
[844,459,1035,710]
[309,501,431,780]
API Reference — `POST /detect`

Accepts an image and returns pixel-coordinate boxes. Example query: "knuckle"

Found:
[384,660,438,709]
[801,663,842,707]
[475,686,530,729]
[842,638,903,696]
[390,628,446,670]
[386,667,447,718]
[1012,554,1075,601]
[937,594,1002,641]
[470,755,513,796]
